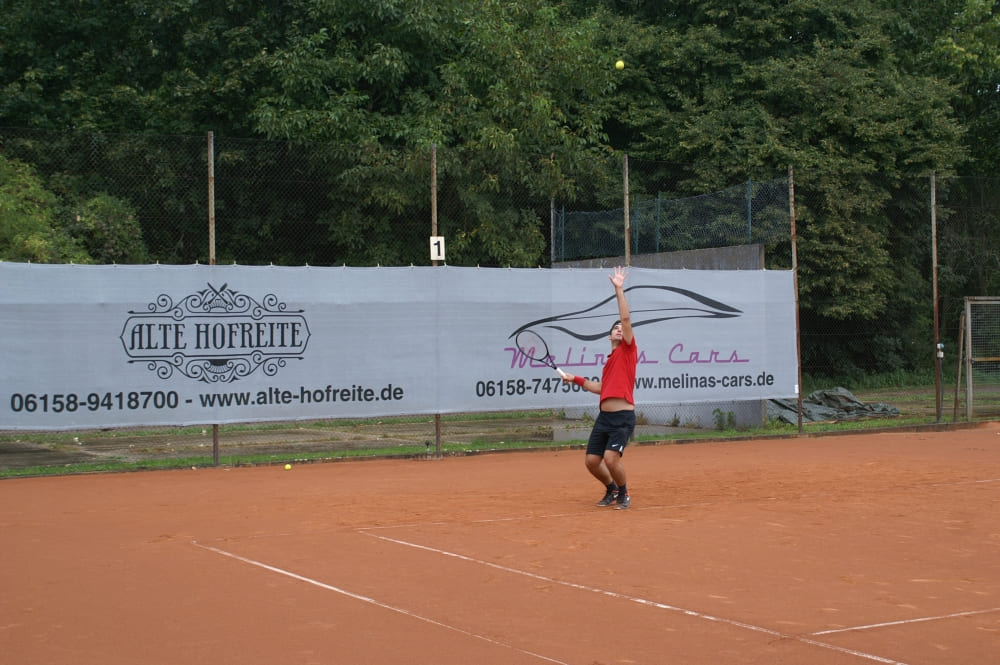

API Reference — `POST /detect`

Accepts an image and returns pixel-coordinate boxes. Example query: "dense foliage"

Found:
[1,0,998,377]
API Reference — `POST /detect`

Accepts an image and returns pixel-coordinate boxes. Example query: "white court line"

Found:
[191,540,571,665]
[189,475,999,664]
[811,607,1000,636]
[363,531,912,665]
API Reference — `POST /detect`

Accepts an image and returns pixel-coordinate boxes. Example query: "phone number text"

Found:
[10,391,180,413]
[474,376,593,398]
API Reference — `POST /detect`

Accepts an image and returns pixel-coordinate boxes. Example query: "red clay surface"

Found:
[2,426,999,665]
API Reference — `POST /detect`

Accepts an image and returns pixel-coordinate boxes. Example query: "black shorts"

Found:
[586,410,636,456]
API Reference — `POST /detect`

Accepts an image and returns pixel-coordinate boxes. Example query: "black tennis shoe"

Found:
[597,489,619,506]
[614,492,631,510]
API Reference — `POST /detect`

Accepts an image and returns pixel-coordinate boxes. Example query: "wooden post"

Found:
[208,131,220,466]
[431,144,441,457]
[789,165,803,434]
[931,171,942,422]
[623,154,630,266]
[953,309,965,422]
[964,298,973,422]
[208,131,216,266]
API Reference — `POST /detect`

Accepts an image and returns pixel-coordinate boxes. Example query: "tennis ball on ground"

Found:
[284,463,292,470]
[615,59,624,70]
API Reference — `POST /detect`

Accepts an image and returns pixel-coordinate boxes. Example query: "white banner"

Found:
[0,263,798,430]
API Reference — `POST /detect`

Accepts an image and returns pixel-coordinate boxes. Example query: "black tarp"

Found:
[767,387,900,424]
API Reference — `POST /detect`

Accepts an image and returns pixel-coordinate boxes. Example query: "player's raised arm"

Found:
[609,266,633,345]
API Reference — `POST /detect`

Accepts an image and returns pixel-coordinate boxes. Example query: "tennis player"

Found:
[562,266,637,509]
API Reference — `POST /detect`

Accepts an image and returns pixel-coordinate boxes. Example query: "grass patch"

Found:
[0,410,560,447]
[1,389,980,479]
[0,438,578,478]
[801,368,942,393]
[0,413,947,479]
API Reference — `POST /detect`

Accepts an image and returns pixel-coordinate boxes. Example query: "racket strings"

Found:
[516,331,551,363]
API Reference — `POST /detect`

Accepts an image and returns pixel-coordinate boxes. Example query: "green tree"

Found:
[0,0,619,266]
[65,194,148,264]
[931,0,1000,175]
[0,0,986,292]
[0,0,284,133]
[0,1,292,263]
[0,154,89,262]
[247,0,617,266]
[432,1,617,265]
[584,0,966,375]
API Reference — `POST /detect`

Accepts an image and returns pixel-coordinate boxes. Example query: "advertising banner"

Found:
[0,263,798,430]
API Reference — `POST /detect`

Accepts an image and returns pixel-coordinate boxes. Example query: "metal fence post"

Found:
[789,165,803,434]
[431,144,441,457]
[623,154,630,266]
[208,131,220,466]
[931,171,942,422]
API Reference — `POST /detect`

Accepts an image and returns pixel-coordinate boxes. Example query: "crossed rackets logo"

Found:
[121,283,311,383]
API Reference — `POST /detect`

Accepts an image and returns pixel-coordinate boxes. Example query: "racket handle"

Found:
[556,368,568,379]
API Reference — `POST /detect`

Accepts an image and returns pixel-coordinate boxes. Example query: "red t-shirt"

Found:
[600,336,637,406]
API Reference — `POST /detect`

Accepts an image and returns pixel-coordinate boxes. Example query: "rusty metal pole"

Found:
[931,171,943,422]
[208,131,220,466]
[623,154,631,266]
[789,165,803,434]
[431,144,441,457]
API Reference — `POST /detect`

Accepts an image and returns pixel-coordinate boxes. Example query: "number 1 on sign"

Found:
[430,236,445,262]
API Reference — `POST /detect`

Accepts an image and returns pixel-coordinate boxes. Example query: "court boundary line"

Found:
[362,531,911,665]
[810,607,1000,636]
[191,540,572,665]
[187,472,1000,665]
[195,532,910,665]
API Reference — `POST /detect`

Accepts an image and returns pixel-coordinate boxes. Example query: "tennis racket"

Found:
[515,330,568,378]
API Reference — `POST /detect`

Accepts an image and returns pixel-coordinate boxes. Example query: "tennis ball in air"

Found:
[284,463,292,470]
[615,59,624,70]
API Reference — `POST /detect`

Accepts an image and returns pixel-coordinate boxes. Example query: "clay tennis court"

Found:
[2,425,998,664]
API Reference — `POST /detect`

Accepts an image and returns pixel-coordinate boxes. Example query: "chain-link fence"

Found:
[1,127,580,268]
[554,175,791,262]
[2,128,998,470]
[960,297,1000,420]
[1,130,994,381]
